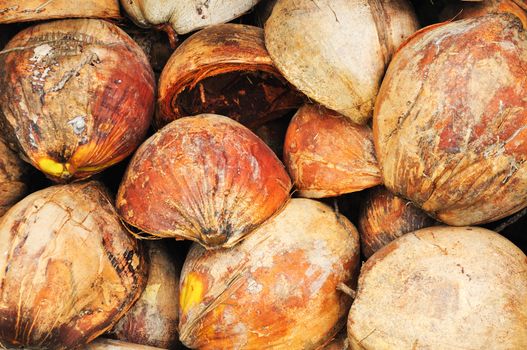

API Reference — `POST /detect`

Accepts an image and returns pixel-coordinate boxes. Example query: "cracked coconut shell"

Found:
[156,24,303,130]
[358,187,436,258]
[284,104,381,198]
[0,137,28,216]
[374,14,527,226]
[179,198,360,350]
[264,0,419,125]
[440,0,527,27]
[0,181,147,349]
[347,226,527,349]
[0,19,155,182]
[0,0,121,24]
[109,241,180,349]
[117,114,292,249]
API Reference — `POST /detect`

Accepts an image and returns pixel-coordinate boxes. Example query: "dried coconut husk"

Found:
[0,19,155,182]
[0,181,147,349]
[358,187,437,258]
[179,198,360,350]
[0,0,121,24]
[374,14,527,226]
[117,114,292,249]
[264,0,419,125]
[347,226,527,349]
[156,24,303,129]
[109,241,180,349]
[82,338,166,350]
[284,104,381,198]
[440,0,527,27]
[0,137,28,216]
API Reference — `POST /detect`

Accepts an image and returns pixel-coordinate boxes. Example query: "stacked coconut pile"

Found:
[0,0,525,349]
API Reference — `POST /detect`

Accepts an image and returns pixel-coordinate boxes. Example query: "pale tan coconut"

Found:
[0,138,28,216]
[348,226,527,349]
[120,0,260,45]
[179,198,360,349]
[264,0,419,125]
[0,0,121,23]
[82,338,166,350]
[0,182,148,349]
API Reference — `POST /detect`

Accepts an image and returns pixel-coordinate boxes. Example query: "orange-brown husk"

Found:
[117,114,292,249]
[440,0,527,27]
[156,24,303,129]
[178,198,360,350]
[0,181,147,349]
[284,104,381,198]
[0,19,155,182]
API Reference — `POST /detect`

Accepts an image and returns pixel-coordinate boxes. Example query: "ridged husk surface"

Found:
[0,0,120,24]
[348,226,527,349]
[110,241,179,349]
[374,14,527,225]
[179,198,360,349]
[120,0,260,35]
[0,181,147,349]
[156,24,303,129]
[284,104,381,198]
[117,114,292,249]
[265,0,419,124]
[0,138,28,216]
[0,19,155,182]
[358,187,436,258]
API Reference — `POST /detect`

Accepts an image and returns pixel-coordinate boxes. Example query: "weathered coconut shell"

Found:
[109,241,180,349]
[265,0,419,124]
[82,338,166,350]
[0,0,120,24]
[284,104,381,198]
[179,198,360,349]
[440,0,527,27]
[358,187,436,258]
[348,226,527,349]
[0,19,155,182]
[117,114,292,249]
[374,14,527,225]
[156,24,303,130]
[0,181,147,349]
[0,138,28,216]
[120,0,260,39]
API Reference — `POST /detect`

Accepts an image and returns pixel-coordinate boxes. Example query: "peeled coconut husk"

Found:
[0,0,121,24]
[0,137,28,216]
[374,14,527,226]
[120,0,260,45]
[347,226,527,349]
[284,104,381,198]
[179,198,360,349]
[0,19,155,182]
[156,24,303,130]
[82,338,166,350]
[358,187,436,258]
[439,0,527,27]
[117,114,292,249]
[109,241,180,349]
[264,0,419,125]
[0,181,147,349]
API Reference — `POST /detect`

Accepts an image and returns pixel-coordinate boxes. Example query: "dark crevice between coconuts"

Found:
[173,70,304,130]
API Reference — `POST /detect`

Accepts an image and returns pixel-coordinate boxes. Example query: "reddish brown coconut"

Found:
[179,198,360,349]
[440,0,527,27]
[0,182,147,349]
[348,226,527,349]
[374,14,527,225]
[358,187,436,258]
[0,19,155,182]
[109,241,180,349]
[284,104,381,198]
[0,0,121,24]
[117,114,292,249]
[156,24,303,129]
[0,137,28,216]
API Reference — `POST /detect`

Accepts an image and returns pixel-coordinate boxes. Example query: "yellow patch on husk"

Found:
[38,158,70,178]
[180,272,204,315]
